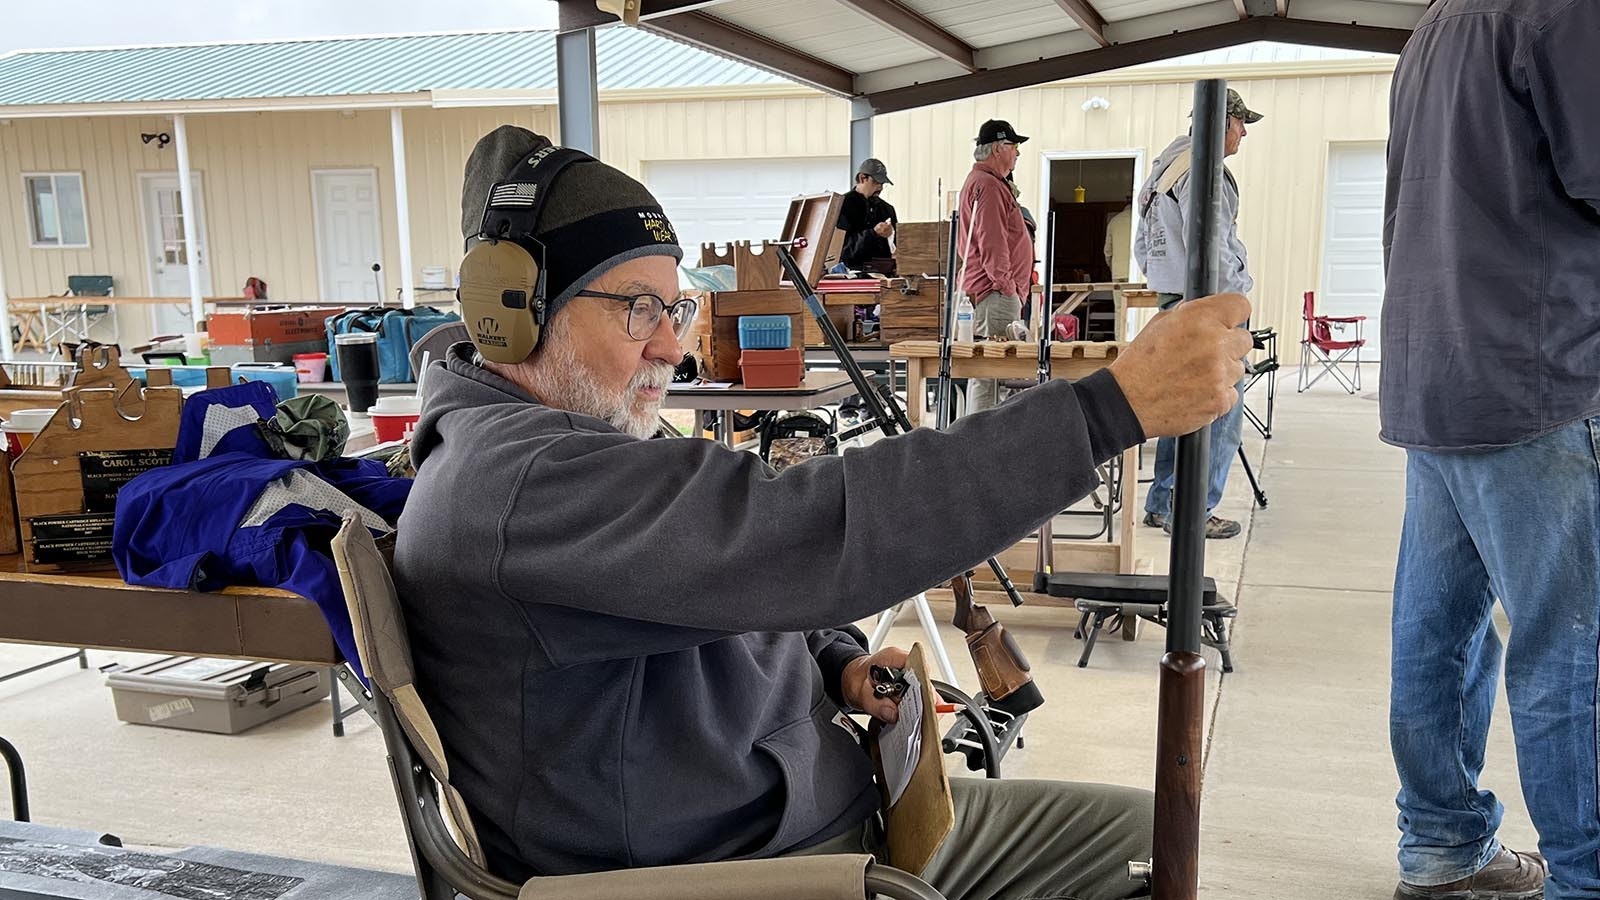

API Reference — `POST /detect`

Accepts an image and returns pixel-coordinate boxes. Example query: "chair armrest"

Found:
[519,855,943,900]
[1318,315,1366,324]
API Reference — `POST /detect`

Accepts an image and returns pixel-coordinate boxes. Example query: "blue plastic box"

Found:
[738,315,792,350]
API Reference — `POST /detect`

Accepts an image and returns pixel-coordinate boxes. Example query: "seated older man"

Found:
[395,125,1252,900]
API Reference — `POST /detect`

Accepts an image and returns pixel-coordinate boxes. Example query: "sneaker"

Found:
[1204,516,1242,540]
[1159,516,1243,540]
[1394,848,1547,900]
[1142,511,1167,529]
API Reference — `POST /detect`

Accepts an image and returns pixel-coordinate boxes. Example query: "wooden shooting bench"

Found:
[889,339,1139,586]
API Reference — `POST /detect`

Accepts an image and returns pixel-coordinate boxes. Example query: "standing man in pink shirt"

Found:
[959,119,1035,413]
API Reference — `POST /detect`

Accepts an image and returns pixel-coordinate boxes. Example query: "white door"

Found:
[1319,144,1387,358]
[140,173,212,336]
[643,157,851,261]
[313,170,384,303]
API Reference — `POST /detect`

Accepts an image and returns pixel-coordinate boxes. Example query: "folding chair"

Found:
[1242,327,1277,439]
[330,515,943,900]
[1297,291,1366,394]
[43,275,116,357]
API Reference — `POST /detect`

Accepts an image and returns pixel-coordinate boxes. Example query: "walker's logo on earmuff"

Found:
[475,317,508,348]
[638,211,677,245]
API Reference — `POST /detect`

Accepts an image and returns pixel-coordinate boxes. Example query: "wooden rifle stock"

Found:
[1151,651,1204,899]
[951,572,1041,717]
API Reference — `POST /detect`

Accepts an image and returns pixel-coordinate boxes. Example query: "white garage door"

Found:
[644,156,850,262]
[1319,144,1387,358]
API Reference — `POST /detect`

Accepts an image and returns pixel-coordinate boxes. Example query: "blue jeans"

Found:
[1391,417,1600,898]
[1143,377,1245,519]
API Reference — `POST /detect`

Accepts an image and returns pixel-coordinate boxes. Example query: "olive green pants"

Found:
[788,777,1154,900]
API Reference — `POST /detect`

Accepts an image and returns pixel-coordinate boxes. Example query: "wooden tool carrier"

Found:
[0,363,232,573]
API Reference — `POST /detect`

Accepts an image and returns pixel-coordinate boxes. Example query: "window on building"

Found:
[25,173,89,248]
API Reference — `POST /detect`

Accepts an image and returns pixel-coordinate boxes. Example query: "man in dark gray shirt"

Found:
[1382,2,1600,898]
[396,125,1253,900]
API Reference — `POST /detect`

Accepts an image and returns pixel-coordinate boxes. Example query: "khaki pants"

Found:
[966,292,1023,414]
[789,777,1154,900]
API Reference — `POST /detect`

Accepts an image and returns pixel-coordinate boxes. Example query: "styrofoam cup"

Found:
[7,408,57,432]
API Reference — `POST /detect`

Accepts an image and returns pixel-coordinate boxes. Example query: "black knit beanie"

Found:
[460,125,683,321]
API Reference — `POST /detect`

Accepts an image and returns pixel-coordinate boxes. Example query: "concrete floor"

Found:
[0,374,1540,896]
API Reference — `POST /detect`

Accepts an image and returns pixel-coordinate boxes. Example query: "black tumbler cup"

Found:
[334,332,381,413]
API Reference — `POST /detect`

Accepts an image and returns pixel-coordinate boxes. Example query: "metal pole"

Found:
[0,222,13,360]
[390,108,416,310]
[849,97,873,177]
[556,28,601,156]
[1033,211,1057,592]
[172,115,206,327]
[1150,77,1226,900]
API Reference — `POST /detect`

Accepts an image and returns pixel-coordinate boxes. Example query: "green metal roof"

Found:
[0,27,789,109]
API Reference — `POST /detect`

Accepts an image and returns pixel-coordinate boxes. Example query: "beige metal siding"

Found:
[597,94,849,181]
[0,115,180,300]
[402,106,559,294]
[874,67,1394,347]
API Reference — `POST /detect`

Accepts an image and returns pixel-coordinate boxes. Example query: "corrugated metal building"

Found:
[0,28,1393,353]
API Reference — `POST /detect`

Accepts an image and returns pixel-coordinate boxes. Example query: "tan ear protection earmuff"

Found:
[457,146,593,364]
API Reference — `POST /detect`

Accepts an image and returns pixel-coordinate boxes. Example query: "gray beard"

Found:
[528,328,673,440]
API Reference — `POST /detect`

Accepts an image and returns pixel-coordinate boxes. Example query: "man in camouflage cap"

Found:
[1131,88,1263,541]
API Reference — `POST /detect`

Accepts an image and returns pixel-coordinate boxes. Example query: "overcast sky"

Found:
[0,0,561,55]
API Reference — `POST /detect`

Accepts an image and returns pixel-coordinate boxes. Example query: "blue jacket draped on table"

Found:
[111,381,412,681]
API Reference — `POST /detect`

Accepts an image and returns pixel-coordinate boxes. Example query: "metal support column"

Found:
[556,28,601,155]
[0,220,13,360]
[849,97,873,176]
[172,115,206,328]
[390,108,416,309]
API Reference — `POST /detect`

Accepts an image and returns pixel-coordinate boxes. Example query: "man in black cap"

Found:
[395,124,1255,900]
[834,157,898,274]
[958,119,1034,413]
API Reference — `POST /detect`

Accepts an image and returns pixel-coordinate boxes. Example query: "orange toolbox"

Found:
[208,306,348,364]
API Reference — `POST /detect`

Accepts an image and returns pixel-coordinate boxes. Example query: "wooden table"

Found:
[0,555,371,735]
[6,296,244,354]
[889,339,1137,579]
[1044,282,1158,341]
[667,373,857,447]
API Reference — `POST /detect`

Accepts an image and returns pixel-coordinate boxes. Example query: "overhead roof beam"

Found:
[556,0,739,32]
[864,17,1410,114]
[832,0,976,72]
[644,12,856,96]
[1050,0,1110,48]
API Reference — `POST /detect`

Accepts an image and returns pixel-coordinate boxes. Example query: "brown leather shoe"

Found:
[1394,848,1547,900]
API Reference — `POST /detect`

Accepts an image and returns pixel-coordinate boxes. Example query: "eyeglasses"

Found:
[577,290,700,342]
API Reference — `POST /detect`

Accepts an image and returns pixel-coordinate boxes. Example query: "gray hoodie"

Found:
[394,343,1144,880]
[1132,135,1254,298]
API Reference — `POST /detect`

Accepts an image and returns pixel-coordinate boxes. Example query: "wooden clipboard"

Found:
[873,642,955,875]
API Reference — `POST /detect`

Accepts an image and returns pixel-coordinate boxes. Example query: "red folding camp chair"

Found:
[1297,290,1366,393]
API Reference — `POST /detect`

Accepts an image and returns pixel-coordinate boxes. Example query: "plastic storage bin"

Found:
[738,315,793,350]
[106,656,330,734]
[740,348,805,388]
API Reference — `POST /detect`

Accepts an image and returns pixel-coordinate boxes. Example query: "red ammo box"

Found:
[739,348,805,388]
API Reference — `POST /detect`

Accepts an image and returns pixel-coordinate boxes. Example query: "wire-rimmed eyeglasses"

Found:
[577,290,700,342]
